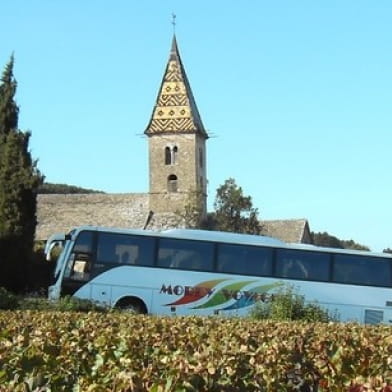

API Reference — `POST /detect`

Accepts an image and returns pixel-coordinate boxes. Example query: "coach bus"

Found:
[45,225,392,324]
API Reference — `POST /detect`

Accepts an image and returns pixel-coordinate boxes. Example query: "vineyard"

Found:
[0,311,391,391]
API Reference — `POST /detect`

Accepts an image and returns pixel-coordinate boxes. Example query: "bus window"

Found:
[73,231,94,253]
[67,253,92,281]
[96,233,155,267]
[276,249,330,281]
[64,231,94,281]
[217,244,272,276]
[333,254,391,287]
[157,238,214,271]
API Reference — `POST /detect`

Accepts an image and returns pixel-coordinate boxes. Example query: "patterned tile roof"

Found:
[144,35,208,138]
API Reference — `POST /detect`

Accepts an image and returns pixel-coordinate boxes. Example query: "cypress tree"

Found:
[0,56,43,292]
[0,55,18,141]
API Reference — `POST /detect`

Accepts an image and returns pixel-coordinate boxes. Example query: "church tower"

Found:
[145,35,208,221]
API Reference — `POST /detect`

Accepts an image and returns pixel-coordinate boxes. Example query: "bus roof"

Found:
[160,228,286,247]
[285,242,392,258]
[69,225,392,259]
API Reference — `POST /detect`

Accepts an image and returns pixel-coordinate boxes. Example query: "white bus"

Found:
[45,225,392,324]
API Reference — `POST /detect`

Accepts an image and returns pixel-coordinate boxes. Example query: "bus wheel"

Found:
[115,297,147,314]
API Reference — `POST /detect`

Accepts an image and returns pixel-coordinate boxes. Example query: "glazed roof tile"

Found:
[145,35,208,138]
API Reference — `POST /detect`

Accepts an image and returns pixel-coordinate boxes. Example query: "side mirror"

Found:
[46,241,63,261]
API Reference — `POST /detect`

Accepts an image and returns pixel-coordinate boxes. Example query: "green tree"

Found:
[175,189,206,229]
[340,239,369,251]
[311,231,342,248]
[210,178,261,234]
[311,231,369,251]
[0,55,18,142]
[0,56,43,292]
[383,248,392,254]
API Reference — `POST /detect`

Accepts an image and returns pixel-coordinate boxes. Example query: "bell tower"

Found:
[144,35,208,222]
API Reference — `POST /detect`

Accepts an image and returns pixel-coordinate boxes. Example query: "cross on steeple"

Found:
[171,13,176,33]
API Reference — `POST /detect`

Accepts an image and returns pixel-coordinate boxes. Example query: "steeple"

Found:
[145,33,208,224]
[144,35,208,138]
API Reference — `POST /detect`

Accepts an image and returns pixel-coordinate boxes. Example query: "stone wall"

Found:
[36,194,311,244]
[36,193,150,240]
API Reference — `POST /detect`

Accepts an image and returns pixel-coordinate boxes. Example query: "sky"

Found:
[1,1,391,252]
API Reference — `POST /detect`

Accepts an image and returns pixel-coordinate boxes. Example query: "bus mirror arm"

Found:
[46,242,59,261]
[45,233,68,260]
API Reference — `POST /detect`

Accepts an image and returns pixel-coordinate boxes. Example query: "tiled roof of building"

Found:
[144,35,208,138]
[261,219,312,244]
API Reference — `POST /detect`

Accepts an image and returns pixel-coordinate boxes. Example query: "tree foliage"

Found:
[209,178,261,234]
[311,231,342,248]
[0,56,18,140]
[0,56,43,292]
[311,231,369,251]
[175,189,206,229]
[251,285,337,322]
[0,312,391,390]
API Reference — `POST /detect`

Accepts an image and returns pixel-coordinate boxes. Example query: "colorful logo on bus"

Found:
[160,279,283,311]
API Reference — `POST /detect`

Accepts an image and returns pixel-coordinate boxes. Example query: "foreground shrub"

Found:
[0,312,390,391]
[0,287,19,309]
[17,295,107,312]
[0,288,107,312]
[251,285,337,322]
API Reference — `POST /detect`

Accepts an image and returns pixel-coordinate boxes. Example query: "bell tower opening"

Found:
[165,145,178,165]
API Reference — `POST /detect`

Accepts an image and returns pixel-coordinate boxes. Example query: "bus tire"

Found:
[115,297,147,314]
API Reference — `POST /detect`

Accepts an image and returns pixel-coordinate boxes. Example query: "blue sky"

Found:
[1,1,391,251]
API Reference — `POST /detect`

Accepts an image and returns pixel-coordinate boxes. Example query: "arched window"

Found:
[173,146,178,164]
[168,175,178,192]
[164,146,178,165]
[165,147,171,165]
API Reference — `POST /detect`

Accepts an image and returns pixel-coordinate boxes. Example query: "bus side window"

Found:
[64,231,94,280]
[333,254,391,286]
[73,231,94,253]
[157,247,174,268]
[217,244,272,276]
[120,251,131,264]
[283,259,308,279]
[97,232,155,267]
[157,238,214,271]
[276,250,308,279]
[276,249,330,281]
